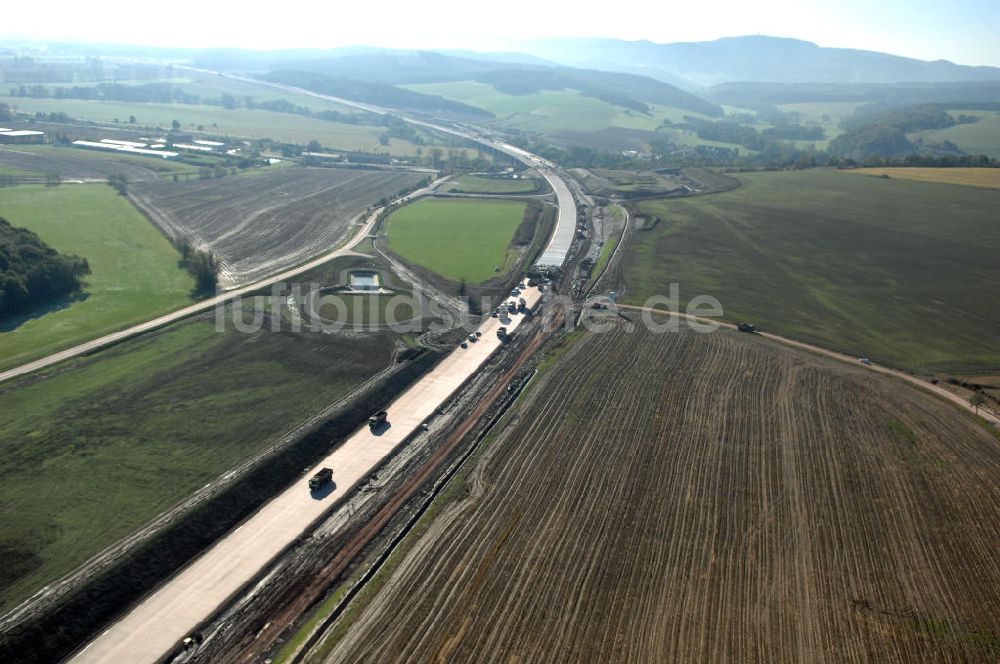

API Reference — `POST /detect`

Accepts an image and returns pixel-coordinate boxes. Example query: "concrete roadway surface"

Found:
[614,303,1000,426]
[70,286,543,664]
[534,169,578,269]
[0,179,443,387]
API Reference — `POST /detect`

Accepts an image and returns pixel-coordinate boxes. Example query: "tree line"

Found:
[174,239,220,294]
[0,217,91,319]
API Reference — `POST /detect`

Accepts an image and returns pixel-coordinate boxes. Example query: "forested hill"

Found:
[0,218,90,319]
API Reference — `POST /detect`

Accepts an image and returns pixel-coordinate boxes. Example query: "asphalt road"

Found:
[0,180,441,386]
[70,287,543,664]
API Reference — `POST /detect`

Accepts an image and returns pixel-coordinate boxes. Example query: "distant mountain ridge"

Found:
[517,36,1000,87]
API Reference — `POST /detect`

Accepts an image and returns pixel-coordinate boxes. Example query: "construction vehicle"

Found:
[368,410,388,430]
[497,326,508,341]
[737,322,756,333]
[308,467,333,491]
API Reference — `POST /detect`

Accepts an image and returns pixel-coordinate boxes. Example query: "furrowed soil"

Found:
[0,145,194,180]
[320,321,1000,663]
[130,167,424,287]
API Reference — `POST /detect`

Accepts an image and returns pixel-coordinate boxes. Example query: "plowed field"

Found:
[130,168,423,287]
[321,321,1000,663]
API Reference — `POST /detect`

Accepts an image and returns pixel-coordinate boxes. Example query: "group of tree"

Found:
[174,239,220,294]
[0,217,91,319]
[107,173,128,195]
[829,104,970,160]
[663,115,825,152]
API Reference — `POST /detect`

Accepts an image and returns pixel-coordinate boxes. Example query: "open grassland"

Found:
[0,311,397,612]
[0,97,433,155]
[442,174,540,194]
[0,145,196,180]
[130,167,425,287]
[846,167,1000,189]
[318,322,1000,663]
[912,111,1000,159]
[0,184,194,370]
[7,71,362,117]
[387,198,527,283]
[621,169,1000,374]
[403,81,654,133]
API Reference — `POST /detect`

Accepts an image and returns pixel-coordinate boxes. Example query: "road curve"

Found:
[615,304,1000,426]
[70,287,543,664]
[0,180,441,386]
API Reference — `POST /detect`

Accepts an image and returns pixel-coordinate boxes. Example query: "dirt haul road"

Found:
[69,287,542,664]
[615,304,1000,426]
[0,179,443,387]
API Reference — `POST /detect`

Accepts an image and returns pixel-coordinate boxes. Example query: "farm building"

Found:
[72,140,179,158]
[0,130,44,144]
[193,139,226,150]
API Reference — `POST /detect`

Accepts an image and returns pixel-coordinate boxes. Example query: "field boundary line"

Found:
[616,304,1000,426]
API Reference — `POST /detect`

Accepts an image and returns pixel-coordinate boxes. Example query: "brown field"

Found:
[129,167,424,287]
[318,320,1000,663]
[847,167,1000,189]
[0,145,190,180]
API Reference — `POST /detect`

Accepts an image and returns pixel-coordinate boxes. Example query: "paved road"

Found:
[535,169,578,268]
[0,180,441,386]
[615,304,1000,426]
[70,287,543,664]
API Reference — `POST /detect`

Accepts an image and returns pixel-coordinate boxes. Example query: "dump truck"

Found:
[368,410,388,430]
[309,467,333,490]
[737,322,756,333]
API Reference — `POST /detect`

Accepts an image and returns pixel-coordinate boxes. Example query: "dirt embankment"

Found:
[177,297,565,664]
[321,321,1000,663]
[0,351,440,664]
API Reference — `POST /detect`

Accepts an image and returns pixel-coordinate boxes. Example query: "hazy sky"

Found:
[2,0,999,66]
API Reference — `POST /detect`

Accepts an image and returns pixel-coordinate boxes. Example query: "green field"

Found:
[442,174,540,194]
[0,184,194,369]
[621,169,1000,374]
[0,311,397,611]
[387,198,527,283]
[0,97,435,156]
[912,110,1000,159]
[405,81,703,136]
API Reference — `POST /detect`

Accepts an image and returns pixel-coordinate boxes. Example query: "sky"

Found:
[2,0,999,66]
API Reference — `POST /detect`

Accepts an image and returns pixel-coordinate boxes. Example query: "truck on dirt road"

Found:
[368,411,388,430]
[737,322,756,333]
[308,468,333,491]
